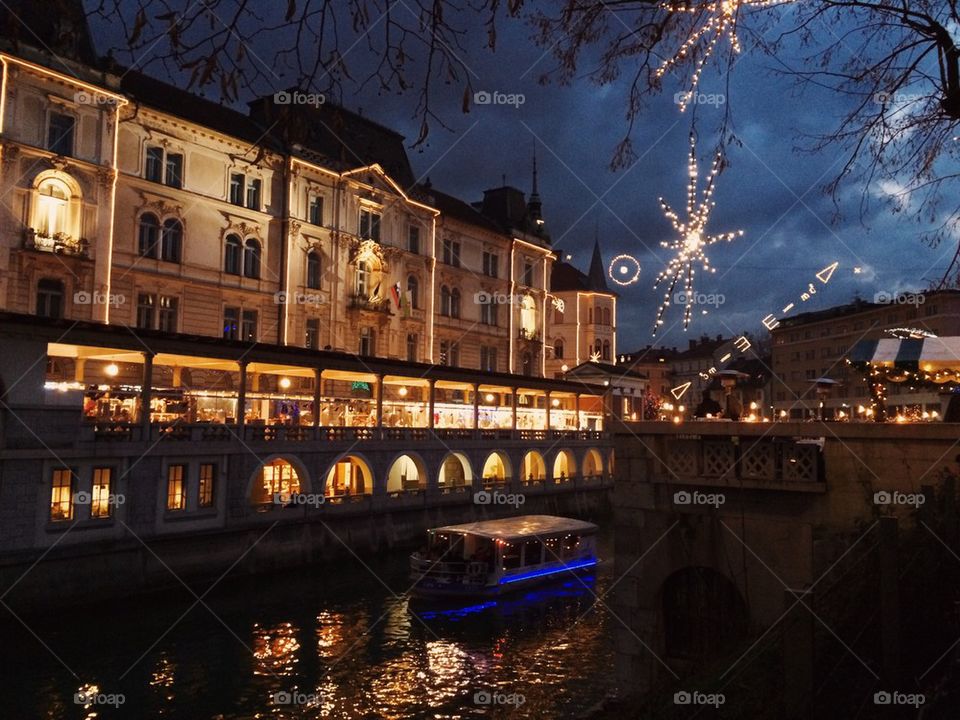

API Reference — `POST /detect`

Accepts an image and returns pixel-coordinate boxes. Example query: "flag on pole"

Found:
[391,282,402,309]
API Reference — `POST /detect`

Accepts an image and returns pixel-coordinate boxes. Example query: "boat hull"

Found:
[410,558,598,599]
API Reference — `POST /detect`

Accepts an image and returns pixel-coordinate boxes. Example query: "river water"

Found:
[4,528,615,719]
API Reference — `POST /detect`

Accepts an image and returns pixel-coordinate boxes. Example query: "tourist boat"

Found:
[409,515,599,598]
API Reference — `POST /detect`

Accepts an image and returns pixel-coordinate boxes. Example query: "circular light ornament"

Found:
[608,254,641,286]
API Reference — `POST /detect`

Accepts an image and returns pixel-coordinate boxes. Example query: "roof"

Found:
[566,361,647,380]
[848,337,960,367]
[672,336,731,360]
[551,260,616,296]
[431,515,598,541]
[778,290,960,329]
[0,0,98,67]
[586,239,610,292]
[426,187,505,235]
[621,346,678,364]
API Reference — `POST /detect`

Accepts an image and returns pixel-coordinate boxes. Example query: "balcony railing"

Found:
[347,294,392,313]
[24,228,89,257]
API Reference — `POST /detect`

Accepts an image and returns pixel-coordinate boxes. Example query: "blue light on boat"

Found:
[416,600,498,620]
[499,558,598,585]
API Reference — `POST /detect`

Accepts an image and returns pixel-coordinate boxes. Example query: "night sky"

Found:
[88,4,958,352]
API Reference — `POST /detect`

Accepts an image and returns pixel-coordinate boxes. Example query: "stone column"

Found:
[428,379,436,430]
[472,383,480,430]
[545,391,552,430]
[140,352,154,435]
[237,361,248,428]
[376,373,385,428]
[511,388,518,431]
[313,368,322,427]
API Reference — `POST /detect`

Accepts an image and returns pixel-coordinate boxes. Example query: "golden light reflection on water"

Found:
[252,622,301,677]
[149,654,176,703]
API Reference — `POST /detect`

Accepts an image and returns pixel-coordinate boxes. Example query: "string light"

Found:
[608,254,642,286]
[652,134,743,335]
[656,0,788,111]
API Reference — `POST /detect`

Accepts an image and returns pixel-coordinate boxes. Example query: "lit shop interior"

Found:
[43,344,605,431]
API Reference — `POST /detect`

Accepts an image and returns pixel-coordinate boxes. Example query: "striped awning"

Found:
[848,337,960,374]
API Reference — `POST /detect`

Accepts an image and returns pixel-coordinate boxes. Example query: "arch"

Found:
[31,171,82,244]
[224,234,242,275]
[552,449,576,481]
[662,567,748,659]
[602,340,611,361]
[406,274,419,310]
[553,338,564,359]
[481,451,512,483]
[306,250,322,289]
[438,452,472,488]
[249,456,306,506]
[243,238,261,279]
[138,213,160,258]
[161,218,182,263]
[608,449,616,478]
[440,285,451,316]
[324,454,373,497]
[520,451,546,483]
[593,339,602,357]
[450,288,461,318]
[386,453,427,493]
[520,294,537,335]
[602,307,611,326]
[582,448,604,478]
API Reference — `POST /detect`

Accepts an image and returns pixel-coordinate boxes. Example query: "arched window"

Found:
[161,219,182,263]
[306,250,321,289]
[440,285,451,316]
[602,340,611,361]
[594,339,602,357]
[36,278,64,319]
[224,234,242,275]
[356,260,370,297]
[602,307,611,325]
[588,308,593,324]
[36,178,70,237]
[406,274,419,310]
[243,239,261,279]
[554,339,564,359]
[450,288,461,319]
[250,458,302,505]
[138,213,160,258]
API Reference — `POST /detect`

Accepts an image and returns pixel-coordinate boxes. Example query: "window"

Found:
[482,251,499,278]
[90,467,113,519]
[602,307,611,326]
[602,340,611,361]
[450,288,461,319]
[554,339,564,359]
[554,307,564,324]
[408,225,421,254]
[224,235,242,275]
[406,333,418,362]
[407,275,419,310]
[138,214,160,258]
[161,219,182,262]
[165,153,183,188]
[241,310,257,341]
[522,262,534,286]
[223,307,239,340]
[359,209,381,241]
[36,278,64,319]
[306,251,322,289]
[805,369,816,379]
[47,112,75,156]
[442,239,461,267]
[356,260,370,297]
[480,300,498,326]
[439,340,460,367]
[359,326,375,356]
[158,296,178,333]
[594,339,602,357]
[246,178,262,210]
[145,146,164,182]
[440,286,451,316]
[588,308,593,324]
[243,239,261,279]
[229,173,244,205]
[137,294,155,329]
[35,178,70,237]
[49,468,74,521]
[480,345,498,372]
[166,465,186,511]
[305,318,320,349]
[308,195,323,226]
[199,464,216,507]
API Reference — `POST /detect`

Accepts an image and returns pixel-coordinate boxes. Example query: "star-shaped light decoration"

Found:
[657,0,786,111]
[652,134,743,335]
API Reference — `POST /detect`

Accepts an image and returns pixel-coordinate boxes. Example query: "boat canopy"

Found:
[430,515,597,542]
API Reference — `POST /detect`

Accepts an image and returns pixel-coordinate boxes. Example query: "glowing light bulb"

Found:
[398,387,408,397]
[105,363,119,377]
[279,377,291,390]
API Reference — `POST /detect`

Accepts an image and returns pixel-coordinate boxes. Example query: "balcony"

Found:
[518,328,541,342]
[23,228,89,257]
[347,294,392,314]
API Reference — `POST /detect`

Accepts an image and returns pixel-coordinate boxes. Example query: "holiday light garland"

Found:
[657,0,788,111]
[608,254,642,286]
[652,134,743,335]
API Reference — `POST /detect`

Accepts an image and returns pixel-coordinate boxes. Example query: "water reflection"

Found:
[253,621,301,677]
